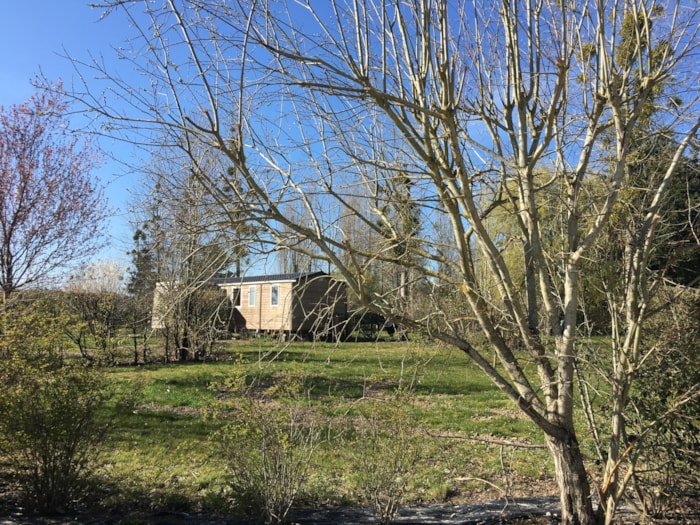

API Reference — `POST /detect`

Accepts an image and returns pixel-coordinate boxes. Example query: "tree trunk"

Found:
[546,432,600,525]
[523,241,539,335]
[132,323,139,365]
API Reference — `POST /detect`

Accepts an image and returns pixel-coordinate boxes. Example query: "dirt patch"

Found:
[471,407,528,421]
[135,402,205,417]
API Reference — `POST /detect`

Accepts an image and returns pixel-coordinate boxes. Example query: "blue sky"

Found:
[1,1,139,266]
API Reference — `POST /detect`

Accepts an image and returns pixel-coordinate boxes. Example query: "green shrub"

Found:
[628,289,700,515]
[212,370,323,524]
[0,359,111,513]
[0,293,114,513]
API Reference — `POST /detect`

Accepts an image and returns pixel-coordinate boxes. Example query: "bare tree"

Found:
[277,202,326,274]
[74,1,700,523]
[67,260,126,295]
[142,145,242,360]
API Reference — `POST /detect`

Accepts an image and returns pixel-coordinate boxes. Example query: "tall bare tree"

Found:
[144,147,240,360]
[75,1,699,523]
[277,202,326,274]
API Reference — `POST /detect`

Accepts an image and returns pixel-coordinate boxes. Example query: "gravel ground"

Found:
[0,497,561,524]
[2,496,698,524]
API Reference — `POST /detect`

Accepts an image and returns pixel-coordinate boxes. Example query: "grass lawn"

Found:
[93,338,557,515]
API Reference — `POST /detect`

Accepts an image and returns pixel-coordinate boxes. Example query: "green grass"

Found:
[89,339,555,514]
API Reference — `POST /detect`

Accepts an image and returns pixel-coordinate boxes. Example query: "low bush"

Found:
[0,295,115,514]
[212,369,323,524]
[349,383,425,525]
[0,359,111,513]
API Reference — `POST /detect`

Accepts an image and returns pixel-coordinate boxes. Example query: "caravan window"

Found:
[248,285,256,307]
[231,288,241,307]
